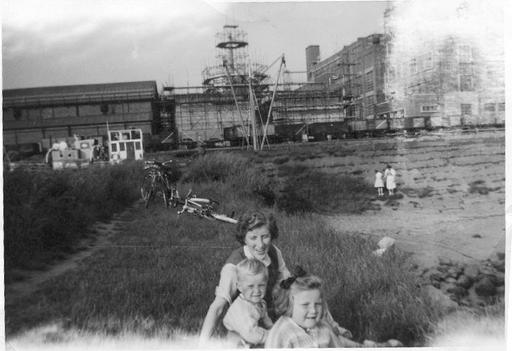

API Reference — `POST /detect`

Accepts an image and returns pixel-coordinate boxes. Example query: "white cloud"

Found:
[2,0,223,28]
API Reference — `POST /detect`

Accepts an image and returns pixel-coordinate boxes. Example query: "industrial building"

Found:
[3,81,159,150]
[306,33,388,120]
[4,18,504,156]
[159,25,344,146]
[382,3,505,126]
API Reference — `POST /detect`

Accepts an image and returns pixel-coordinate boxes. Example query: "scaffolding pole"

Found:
[261,54,285,150]
[223,62,251,147]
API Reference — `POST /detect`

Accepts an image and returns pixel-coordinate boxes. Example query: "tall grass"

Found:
[277,214,439,345]
[183,152,276,206]
[5,152,440,345]
[276,165,375,214]
[5,203,439,345]
[3,162,144,276]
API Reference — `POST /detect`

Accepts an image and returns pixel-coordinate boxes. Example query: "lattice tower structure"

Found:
[202,25,267,92]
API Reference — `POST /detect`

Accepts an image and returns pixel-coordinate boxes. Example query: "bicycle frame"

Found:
[141,160,178,208]
[176,191,237,224]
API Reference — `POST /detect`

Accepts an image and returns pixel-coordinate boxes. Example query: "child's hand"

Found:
[335,326,353,339]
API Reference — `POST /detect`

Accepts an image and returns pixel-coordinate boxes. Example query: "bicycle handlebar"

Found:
[144,159,173,167]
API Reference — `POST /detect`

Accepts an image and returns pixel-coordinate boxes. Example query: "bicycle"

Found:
[140,160,180,209]
[176,189,238,224]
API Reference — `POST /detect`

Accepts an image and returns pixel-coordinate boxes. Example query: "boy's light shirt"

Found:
[223,294,273,345]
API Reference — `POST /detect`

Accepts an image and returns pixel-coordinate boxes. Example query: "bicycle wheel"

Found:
[159,181,169,208]
[168,185,180,208]
[141,173,156,208]
[210,213,238,224]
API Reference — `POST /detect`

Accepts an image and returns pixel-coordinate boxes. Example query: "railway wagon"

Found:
[388,118,405,132]
[274,124,307,142]
[346,119,368,138]
[403,116,432,131]
[307,121,348,140]
[224,124,278,146]
[366,118,389,136]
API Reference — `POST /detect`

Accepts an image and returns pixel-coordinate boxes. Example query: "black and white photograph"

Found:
[2,0,509,350]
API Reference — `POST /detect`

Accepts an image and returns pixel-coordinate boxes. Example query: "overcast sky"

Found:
[1,0,388,90]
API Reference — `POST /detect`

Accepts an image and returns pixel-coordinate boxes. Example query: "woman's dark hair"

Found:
[235,211,279,245]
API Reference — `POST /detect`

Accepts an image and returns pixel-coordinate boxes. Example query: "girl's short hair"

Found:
[236,258,269,281]
[272,275,325,319]
[235,211,279,245]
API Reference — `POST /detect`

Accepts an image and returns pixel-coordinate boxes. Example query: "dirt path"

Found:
[4,202,142,305]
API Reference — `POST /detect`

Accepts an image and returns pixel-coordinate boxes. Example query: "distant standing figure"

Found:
[374,170,384,197]
[384,165,396,195]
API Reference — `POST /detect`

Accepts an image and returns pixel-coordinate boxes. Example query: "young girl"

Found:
[265,272,345,348]
[374,169,384,197]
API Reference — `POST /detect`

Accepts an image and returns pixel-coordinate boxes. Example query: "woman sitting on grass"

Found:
[198,210,353,345]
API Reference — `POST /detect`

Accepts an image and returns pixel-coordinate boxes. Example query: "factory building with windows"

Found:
[3,81,160,150]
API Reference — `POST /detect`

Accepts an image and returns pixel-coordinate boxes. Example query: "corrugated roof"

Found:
[3,81,158,107]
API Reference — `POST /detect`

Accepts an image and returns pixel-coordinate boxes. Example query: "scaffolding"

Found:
[160,25,347,145]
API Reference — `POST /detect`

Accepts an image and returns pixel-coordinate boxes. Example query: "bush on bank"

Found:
[3,162,144,275]
[275,165,375,214]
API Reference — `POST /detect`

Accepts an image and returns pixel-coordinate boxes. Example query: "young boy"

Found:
[223,258,273,348]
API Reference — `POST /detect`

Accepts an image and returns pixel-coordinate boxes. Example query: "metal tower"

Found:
[202,25,267,90]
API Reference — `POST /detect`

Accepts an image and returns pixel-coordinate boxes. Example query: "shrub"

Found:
[3,162,144,275]
[272,156,289,165]
[468,180,491,195]
[275,166,374,214]
[182,152,276,205]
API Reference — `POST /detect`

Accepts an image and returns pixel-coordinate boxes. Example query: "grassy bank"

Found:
[5,152,441,346]
[3,162,144,280]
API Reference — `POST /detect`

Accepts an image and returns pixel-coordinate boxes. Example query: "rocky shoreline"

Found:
[417,252,505,312]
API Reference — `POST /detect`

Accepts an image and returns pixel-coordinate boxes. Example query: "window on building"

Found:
[13,108,22,120]
[458,45,472,61]
[421,105,439,112]
[365,70,374,92]
[459,62,473,75]
[111,143,118,152]
[111,132,120,140]
[484,103,495,112]
[347,105,356,117]
[100,104,109,114]
[409,58,417,75]
[135,142,141,150]
[461,104,472,116]
[131,130,141,139]
[460,75,473,91]
[119,142,126,151]
[423,52,433,70]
